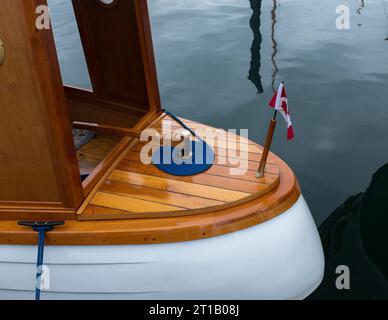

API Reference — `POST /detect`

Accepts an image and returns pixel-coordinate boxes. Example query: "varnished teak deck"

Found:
[77,115,280,220]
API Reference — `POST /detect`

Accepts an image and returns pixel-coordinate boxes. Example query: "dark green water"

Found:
[48,0,388,298]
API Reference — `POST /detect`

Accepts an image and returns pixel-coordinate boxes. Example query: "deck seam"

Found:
[94,190,190,211]
[101,180,227,205]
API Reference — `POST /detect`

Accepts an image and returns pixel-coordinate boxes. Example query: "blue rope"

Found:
[162,109,203,141]
[35,228,46,301]
[18,221,64,300]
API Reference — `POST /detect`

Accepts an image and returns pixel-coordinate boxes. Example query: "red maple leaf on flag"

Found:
[269,82,295,141]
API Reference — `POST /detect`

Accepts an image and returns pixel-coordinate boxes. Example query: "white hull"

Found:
[0,196,324,300]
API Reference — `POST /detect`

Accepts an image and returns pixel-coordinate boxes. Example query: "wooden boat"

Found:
[0,0,324,299]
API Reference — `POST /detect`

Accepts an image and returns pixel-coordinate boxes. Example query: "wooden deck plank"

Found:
[91,192,186,213]
[139,129,262,153]
[109,170,250,202]
[78,114,281,220]
[99,180,226,209]
[131,142,267,162]
[154,117,255,144]
[117,158,278,185]
[114,162,269,193]
[157,127,257,145]
[77,134,122,175]
[150,117,257,143]
[0,157,299,244]
[122,150,279,173]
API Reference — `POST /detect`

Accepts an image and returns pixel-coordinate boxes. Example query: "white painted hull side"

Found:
[0,195,324,300]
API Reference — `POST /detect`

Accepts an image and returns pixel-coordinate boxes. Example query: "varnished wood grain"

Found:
[77,134,122,176]
[116,159,278,184]
[77,115,280,220]
[131,140,270,162]
[111,165,270,194]
[0,0,83,219]
[122,150,279,173]
[0,156,300,245]
[76,112,166,213]
[71,0,161,112]
[99,181,225,209]
[65,86,145,127]
[109,170,251,202]
[80,111,162,196]
[0,0,302,242]
[91,192,185,213]
[73,121,142,138]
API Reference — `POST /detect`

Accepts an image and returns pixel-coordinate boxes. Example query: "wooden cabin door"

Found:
[0,1,84,219]
[65,0,161,128]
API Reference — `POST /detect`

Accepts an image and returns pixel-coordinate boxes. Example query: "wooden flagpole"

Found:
[256,81,284,179]
[256,110,278,178]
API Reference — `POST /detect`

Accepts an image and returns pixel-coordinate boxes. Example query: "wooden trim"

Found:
[76,139,138,214]
[77,114,282,220]
[78,176,279,221]
[0,210,76,221]
[73,121,142,138]
[0,201,76,221]
[0,157,300,245]
[0,1,84,219]
[135,109,165,130]
[0,106,300,244]
[70,0,103,93]
[70,0,161,112]
[134,0,161,112]
[81,136,132,196]
[80,110,161,199]
[65,86,146,117]
[36,1,85,209]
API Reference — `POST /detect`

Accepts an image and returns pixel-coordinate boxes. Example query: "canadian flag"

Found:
[269,82,295,141]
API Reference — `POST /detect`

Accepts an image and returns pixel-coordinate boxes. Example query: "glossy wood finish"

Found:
[0,0,83,219]
[0,38,4,65]
[77,116,280,220]
[65,86,146,128]
[80,110,162,197]
[258,119,277,178]
[71,0,161,112]
[0,113,300,244]
[73,121,142,138]
[64,0,162,194]
[77,134,122,176]
[0,0,301,243]
[0,0,162,220]
[0,149,300,245]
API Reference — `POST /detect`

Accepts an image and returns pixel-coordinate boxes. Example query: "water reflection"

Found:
[248,0,264,94]
[357,0,365,15]
[384,0,388,40]
[310,163,388,299]
[270,0,279,91]
[248,0,279,93]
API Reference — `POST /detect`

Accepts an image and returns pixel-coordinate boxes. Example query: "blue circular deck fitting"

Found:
[152,141,214,176]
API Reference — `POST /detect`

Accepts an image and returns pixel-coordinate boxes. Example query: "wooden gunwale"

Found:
[0,156,300,245]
